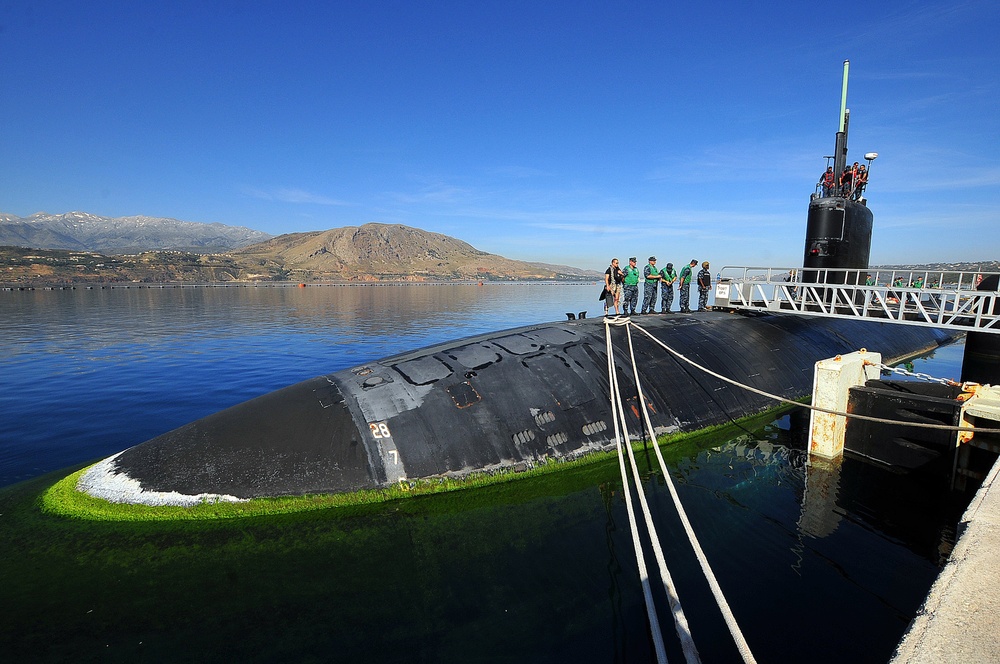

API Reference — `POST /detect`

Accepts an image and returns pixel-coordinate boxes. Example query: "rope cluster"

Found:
[604,317,756,664]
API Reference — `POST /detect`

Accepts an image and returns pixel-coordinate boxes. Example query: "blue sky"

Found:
[2,1,997,271]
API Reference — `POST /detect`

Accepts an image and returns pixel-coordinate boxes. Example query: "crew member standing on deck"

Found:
[678,259,697,313]
[640,257,661,314]
[697,261,712,311]
[604,258,624,317]
[889,276,904,304]
[622,257,640,316]
[660,262,677,313]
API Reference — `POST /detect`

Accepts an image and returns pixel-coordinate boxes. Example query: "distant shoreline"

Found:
[1,279,599,291]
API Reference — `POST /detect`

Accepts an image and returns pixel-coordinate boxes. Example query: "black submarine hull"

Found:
[79,311,954,504]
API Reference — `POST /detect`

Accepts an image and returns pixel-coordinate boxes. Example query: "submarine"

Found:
[79,313,952,505]
[75,62,955,507]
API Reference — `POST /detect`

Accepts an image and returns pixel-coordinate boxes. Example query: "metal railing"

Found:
[717,266,1000,334]
[813,183,867,201]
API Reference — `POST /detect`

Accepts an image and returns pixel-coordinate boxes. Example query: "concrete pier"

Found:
[892,455,1000,662]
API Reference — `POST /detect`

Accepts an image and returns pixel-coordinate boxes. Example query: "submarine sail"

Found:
[803,60,874,286]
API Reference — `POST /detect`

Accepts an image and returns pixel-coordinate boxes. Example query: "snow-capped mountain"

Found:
[0,211,272,253]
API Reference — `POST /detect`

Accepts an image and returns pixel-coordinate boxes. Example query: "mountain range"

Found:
[0,212,598,284]
[0,211,271,254]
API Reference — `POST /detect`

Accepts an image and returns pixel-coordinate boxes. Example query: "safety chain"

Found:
[865,360,962,387]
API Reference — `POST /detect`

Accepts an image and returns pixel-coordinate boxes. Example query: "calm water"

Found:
[0,283,601,487]
[0,284,974,662]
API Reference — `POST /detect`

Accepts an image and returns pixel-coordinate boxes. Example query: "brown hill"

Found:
[0,224,597,286]
[234,223,595,281]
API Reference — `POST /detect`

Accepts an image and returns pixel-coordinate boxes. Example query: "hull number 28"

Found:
[369,421,392,439]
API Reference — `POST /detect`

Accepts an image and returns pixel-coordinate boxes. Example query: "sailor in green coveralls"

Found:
[621,257,640,316]
[660,262,677,313]
[641,257,661,314]
[678,259,697,313]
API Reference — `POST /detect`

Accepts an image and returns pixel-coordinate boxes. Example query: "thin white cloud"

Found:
[391,184,472,205]
[437,200,799,229]
[647,138,820,184]
[875,203,999,229]
[875,155,1000,193]
[864,70,948,82]
[839,2,989,55]
[894,168,1000,192]
[488,165,554,179]
[243,187,348,206]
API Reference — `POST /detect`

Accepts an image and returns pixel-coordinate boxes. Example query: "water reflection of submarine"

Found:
[78,312,954,506]
[709,438,807,493]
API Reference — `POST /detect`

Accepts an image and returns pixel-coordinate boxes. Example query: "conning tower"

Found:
[802,60,875,286]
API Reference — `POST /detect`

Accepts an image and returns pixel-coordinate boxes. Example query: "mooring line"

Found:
[604,319,669,664]
[629,321,1000,435]
[622,322,756,664]
[611,322,702,663]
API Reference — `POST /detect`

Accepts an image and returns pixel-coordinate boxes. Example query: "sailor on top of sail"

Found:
[819,167,836,197]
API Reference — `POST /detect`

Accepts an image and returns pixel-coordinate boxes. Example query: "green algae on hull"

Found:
[41,406,797,522]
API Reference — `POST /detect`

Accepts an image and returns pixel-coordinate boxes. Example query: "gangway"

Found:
[716,267,1000,335]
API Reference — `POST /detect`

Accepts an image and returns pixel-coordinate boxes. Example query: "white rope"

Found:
[604,318,669,664]
[629,322,1000,435]
[623,323,757,664]
[607,321,702,663]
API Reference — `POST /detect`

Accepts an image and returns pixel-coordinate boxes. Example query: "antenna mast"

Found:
[833,60,850,178]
